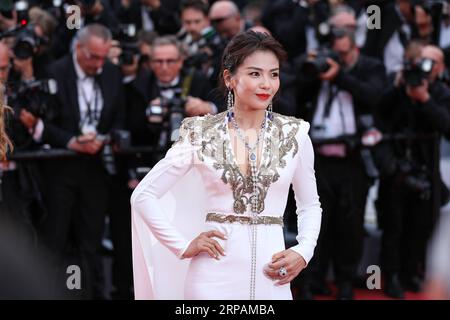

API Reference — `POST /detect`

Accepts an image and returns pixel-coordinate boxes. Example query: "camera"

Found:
[397,159,432,200]
[96,130,131,175]
[146,89,187,147]
[7,78,58,118]
[403,58,434,87]
[300,48,339,78]
[113,23,139,66]
[13,24,48,59]
[184,26,226,69]
[117,23,137,41]
[119,42,139,66]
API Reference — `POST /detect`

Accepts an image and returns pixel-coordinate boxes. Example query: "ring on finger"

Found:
[278,266,288,277]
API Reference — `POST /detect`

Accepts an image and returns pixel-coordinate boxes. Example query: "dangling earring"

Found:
[267,101,273,120]
[227,89,234,120]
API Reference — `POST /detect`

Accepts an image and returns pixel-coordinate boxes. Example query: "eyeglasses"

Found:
[82,47,107,62]
[150,58,180,66]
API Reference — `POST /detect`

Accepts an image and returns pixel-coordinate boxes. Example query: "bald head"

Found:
[329,11,357,30]
[0,42,11,84]
[422,45,445,82]
[209,0,242,39]
[209,0,239,18]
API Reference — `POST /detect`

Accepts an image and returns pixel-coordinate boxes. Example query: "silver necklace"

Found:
[230,111,267,213]
[229,110,269,299]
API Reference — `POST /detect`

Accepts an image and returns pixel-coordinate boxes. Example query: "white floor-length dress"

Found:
[131,111,322,299]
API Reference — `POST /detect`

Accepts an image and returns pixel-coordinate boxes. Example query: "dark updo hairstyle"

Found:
[219,30,287,94]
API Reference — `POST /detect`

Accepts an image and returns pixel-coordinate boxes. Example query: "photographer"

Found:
[126,35,218,165]
[295,29,386,299]
[108,27,157,79]
[0,42,45,248]
[7,15,57,85]
[375,42,450,299]
[38,24,125,299]
[178,0,226,87]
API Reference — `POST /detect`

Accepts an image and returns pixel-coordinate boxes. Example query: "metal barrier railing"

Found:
[5,131,442,225]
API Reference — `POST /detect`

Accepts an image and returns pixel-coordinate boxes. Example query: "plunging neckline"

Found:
[224,114,268,180]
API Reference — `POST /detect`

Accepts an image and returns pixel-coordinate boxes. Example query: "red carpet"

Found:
[292,283,429,300]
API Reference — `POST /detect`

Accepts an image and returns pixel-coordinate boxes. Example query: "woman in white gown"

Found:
[131,30,322,300]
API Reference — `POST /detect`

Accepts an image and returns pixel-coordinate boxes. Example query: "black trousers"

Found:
[39,159,109,299]
[377,175,431,278]
[304,153,371,285]
[108,173,133,299]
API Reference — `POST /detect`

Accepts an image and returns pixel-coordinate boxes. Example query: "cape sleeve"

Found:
[289,120,322,264]
[131,117,206,299]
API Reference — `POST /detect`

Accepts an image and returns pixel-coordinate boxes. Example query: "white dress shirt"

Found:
[439,21,450,49]
[311,81,357,157]
[311,81,356,139]
[73,53,104,135]
[32,54,104,144]
[383,6,411,74]
[141,5,155,32]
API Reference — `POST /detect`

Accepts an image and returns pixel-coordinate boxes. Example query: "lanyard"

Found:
[320,83,348,134]
[80,78,99,125]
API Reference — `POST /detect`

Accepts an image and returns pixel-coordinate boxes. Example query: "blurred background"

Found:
[0,0,450,300]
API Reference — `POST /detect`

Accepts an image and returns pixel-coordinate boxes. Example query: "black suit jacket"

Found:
[376,78,450,161]
[125,68,220,147]
[43,55,125,148]
[296,54,386,135]
[375,77,450,210]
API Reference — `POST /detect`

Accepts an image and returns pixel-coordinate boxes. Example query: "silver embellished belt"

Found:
[205,213,284,226]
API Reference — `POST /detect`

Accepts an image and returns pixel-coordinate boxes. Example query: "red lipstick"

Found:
[256,94,270,101]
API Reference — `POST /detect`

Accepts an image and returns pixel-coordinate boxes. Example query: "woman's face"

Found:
[227,50,280,112]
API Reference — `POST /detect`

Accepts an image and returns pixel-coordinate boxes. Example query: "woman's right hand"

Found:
[182,230,227,260]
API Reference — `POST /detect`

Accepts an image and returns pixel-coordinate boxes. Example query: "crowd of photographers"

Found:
[1,0,450,300]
